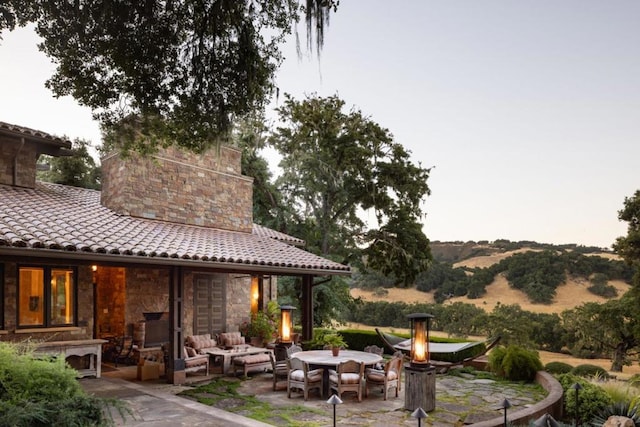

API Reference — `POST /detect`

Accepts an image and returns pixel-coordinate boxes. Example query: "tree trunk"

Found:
[610,343,626,372]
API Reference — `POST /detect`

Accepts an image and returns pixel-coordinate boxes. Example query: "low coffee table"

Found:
[202,345,272,374]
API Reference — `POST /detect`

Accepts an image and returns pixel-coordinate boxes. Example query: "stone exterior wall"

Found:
[101,145,253,232]
[0,262,93,341]
[95,266,126,337]
[0,140,38,188]
[226,275,252,331]
[125,268,170,327]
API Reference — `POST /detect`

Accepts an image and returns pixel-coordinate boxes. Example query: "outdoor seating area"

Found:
[92,341,559,427]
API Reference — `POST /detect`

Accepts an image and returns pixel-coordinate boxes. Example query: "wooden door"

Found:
[193,273,225,335]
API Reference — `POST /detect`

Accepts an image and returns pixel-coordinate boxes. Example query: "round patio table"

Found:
[291,350,383,397]
[291,349,383,367]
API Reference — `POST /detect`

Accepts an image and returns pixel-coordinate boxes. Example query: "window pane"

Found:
[19,267,44,326]
[50,269,74,325]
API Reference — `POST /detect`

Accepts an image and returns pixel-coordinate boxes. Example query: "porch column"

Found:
[168,266,185,384]
[301,274,314,341]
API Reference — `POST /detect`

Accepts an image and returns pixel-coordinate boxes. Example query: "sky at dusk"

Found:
[1,1,638,248]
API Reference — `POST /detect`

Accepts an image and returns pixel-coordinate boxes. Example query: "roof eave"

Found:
[0,247,352,276]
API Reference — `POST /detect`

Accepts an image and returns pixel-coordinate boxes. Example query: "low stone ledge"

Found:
[468,371,564,427]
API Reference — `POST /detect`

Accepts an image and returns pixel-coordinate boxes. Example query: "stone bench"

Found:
[232,353,273,377]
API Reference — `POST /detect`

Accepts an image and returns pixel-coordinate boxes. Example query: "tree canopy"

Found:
[269,94,432,286]
[37,139,101,190]
[0,0,337,153]
[562,296,639,372]
[614,190,640,293]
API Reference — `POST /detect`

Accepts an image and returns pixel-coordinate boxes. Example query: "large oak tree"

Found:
[269,94,432,286]
[0,0,337,153]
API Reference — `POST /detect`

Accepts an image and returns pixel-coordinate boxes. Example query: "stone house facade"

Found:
[0,121,350,383]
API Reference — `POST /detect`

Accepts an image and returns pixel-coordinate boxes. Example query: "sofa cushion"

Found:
[330,372,361,384]
[233,353,271,365]
[366,370,398,382]
[219,332,244,348]
[186,334,217,350]
[291,369,323,382]
[185,346,198,358]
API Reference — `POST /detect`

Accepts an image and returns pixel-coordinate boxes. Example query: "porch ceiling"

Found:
[0,182,350,275]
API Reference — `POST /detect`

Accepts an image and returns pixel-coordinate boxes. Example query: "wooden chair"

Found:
[364,344,384,357]
[287,344,302,357]
[113,335,135,367]
[183,346,209,376]
[287,358,323,400]
[364,344,385,371]
[272,344,303,390]
[329,360,365,402]
[365,356,403,400]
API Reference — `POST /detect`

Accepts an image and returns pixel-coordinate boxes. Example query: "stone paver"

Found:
[80,365,546,426]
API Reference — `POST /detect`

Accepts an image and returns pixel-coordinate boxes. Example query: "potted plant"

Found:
[323,332,347,357]
[240,311,277,347]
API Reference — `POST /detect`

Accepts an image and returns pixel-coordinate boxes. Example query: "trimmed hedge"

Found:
[570,363,610,379]
[545,361,574,375]
[488,345,542,382]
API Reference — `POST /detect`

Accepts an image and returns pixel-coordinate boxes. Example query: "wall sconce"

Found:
[250,277,260,314]
[407,313,434,367]
[91,265,98,272]
[279,305,295,343]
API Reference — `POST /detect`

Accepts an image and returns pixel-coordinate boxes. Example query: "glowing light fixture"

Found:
[250,277,260,314]
[407,313,434,366]
[279,305,295,343]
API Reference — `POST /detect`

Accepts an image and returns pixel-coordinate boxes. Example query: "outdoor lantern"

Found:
[279,305,296,343]
[407,313,434,366]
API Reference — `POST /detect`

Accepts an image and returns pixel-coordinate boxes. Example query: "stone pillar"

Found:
[404,364,436,412]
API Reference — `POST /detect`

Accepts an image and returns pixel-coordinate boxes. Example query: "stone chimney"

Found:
[100,145,253,232]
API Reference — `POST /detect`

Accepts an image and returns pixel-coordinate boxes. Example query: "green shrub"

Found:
[557,374,612,424]
[628,374,640,388]
[545,361,573,375]
[337,329,384,352]
[571,364,610,379]
[0,341,125,426]
[488,345,542,382]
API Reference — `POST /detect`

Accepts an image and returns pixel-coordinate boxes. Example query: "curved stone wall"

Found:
[469,371,564,427]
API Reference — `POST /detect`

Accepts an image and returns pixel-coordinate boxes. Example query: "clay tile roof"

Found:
[0,182,350,274]
[252,224,305,246]
[0,121,72,148]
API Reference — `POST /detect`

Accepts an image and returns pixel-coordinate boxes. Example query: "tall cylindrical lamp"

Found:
[404,313,436,412]
[279,305,296,343]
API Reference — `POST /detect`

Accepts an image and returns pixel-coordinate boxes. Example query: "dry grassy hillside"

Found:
[350,248,630,315]
[350,248,640,379]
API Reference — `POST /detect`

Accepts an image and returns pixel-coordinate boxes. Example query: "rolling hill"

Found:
[350,244,631,315]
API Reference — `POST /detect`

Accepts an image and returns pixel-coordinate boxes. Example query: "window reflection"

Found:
[18,267,75,327]
[19,267,44,326]
[50,269,74,325]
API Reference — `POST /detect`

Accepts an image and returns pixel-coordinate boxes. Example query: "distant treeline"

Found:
[347,300,568,353]
[354,249,634,304]
[430,239,609,264]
